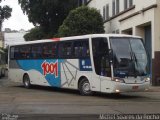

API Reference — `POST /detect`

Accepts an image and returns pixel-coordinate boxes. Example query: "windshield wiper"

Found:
[130,52,138,78]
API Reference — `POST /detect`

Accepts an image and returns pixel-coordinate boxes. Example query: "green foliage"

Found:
[19,0,78,40]
[24,27,46,41]
[58,6,105,37]
[0,0,12,31]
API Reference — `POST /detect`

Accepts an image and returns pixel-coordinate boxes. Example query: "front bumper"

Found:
[112,82,150,93]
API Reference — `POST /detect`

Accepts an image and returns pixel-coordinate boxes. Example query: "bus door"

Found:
[92,37,111,91]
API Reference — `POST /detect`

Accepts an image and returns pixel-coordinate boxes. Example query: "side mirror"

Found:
[109,49,113,63]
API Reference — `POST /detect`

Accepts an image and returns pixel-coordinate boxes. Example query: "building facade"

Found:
[83,0,160,85]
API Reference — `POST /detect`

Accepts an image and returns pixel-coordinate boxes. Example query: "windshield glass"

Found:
[110,37,149,78]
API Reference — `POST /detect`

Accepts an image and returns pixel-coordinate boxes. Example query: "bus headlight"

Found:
[144,77,150,82]
[113,78,125,83]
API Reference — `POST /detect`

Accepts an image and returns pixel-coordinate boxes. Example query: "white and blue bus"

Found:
[8,34,150,95]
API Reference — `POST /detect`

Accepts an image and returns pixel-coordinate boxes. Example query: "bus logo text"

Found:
[41,60,58,78]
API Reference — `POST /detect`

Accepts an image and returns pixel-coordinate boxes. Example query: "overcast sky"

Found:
[0,0,34,31]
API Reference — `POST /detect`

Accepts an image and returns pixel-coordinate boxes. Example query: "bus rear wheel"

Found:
[23,74,31,89]
[79,78,92,96]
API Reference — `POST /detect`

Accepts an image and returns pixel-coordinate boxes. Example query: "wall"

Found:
[152,0,160,85]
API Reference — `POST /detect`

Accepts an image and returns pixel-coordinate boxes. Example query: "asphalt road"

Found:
[0,77,160,120]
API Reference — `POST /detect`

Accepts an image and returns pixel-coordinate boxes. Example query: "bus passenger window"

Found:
[58,43,63,58]
[10,47,19,59]
[51,44,57,57]
[10,47,15,59]
[65,43,72,56]
[43,45,49,58]
[31,45,42,59]
[19,46,31,59]
[14,47,19,59]
[73,40,89,58]
[73,42,81,57]
[59,42,72,58]
[43,43,56,58]
[82,41,89,57]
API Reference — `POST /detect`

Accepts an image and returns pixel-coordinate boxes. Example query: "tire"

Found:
[0,69,2,79]
[1,69,5,77]
[78,78,92,96]
[23,74,31,89]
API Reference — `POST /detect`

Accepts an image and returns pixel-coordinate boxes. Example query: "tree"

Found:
[24,27,45,41]
[58,6,105,37]
[0,0,12,31]
[18,0,78,40]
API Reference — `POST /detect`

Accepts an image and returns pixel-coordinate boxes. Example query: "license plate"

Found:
[132,86,139,90]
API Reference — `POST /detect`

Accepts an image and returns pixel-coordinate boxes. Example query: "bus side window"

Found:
[59,42,72,58]
[10,47,19,60]
[10,47,15,59]
[58,43,63,58]
[64,42,72,57]
[73,42,81,58]
[14,47,19,59]
[82,41,89,57]
[43,44,51,58]
[31,45,42,59]
[19,45,31,59]
[42,43,57,59]
[73,40,89,58]
[51,43,57,57]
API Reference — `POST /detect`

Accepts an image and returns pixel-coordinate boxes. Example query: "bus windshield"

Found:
[110,37,149,78]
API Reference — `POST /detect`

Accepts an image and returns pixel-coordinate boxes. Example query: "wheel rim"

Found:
[82,82,90,93]
[25,80,29,86]
[24,76,29,87]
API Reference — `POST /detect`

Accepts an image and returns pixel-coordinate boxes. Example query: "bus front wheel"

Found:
[23,74,31,89]
[78,78,92,96]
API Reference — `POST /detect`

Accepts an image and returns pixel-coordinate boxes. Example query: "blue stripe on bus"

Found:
[17,59,64,87]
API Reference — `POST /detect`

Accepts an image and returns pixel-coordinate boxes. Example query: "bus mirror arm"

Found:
[109,49,113,63]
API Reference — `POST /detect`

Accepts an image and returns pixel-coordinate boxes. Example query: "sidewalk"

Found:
[148,86,160,92]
